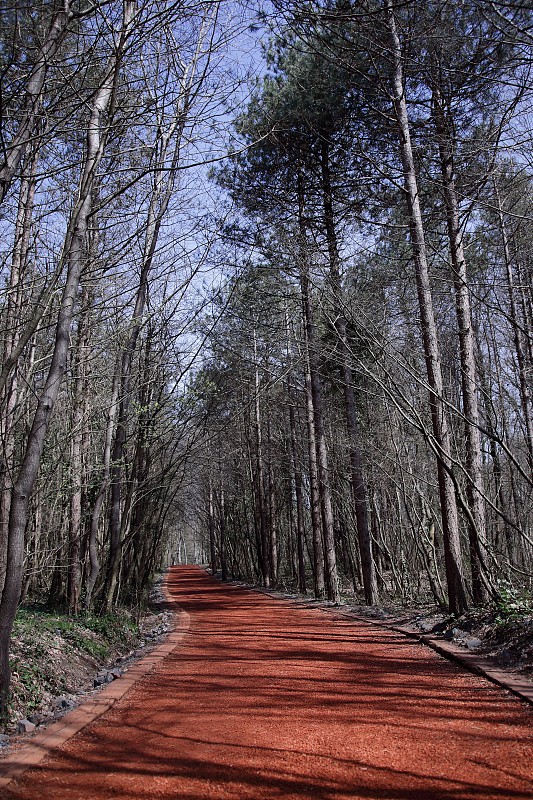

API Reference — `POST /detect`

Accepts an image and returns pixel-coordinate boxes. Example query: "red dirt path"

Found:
[4,565,533,799]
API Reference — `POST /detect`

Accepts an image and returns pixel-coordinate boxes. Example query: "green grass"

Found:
[15,607,138,645]
[6,605,140,727]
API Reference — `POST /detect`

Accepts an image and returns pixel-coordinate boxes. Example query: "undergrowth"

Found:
[494,580,533,623]
[6,605,139,728]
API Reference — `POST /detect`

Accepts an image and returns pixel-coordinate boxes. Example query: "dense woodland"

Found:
[0,0,532,715]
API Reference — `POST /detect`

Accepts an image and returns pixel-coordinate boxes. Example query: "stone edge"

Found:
[0,571,190,791]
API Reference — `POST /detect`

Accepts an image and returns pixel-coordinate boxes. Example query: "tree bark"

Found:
[219,486,227,581]
[0,149,37,601]
[67,289,91,614]
[297,173,339,604]
[431,84,488,603]
[84,364,120,611]
[253,331,270,587]
[386,0,468,615]
[288,392,307,594]
[266,416,278,587]
[303,342,326,599]
[493,180,533,472]
[208,478,217,575]
[320,139,379,605]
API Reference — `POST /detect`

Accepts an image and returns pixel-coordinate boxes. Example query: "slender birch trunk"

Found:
[267,416,278,587]
[219,486,227,581]
[285,310,307,594]
[303,341,326,599]
[84,363,120,611]
[208,477,217,575]
[296,180,324,598]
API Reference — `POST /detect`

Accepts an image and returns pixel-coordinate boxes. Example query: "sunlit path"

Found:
[4,566,533,800]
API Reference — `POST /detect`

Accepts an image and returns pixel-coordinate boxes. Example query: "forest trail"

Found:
[3,566,532,800]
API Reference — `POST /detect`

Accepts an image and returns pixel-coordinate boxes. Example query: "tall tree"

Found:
[0,0,137,714]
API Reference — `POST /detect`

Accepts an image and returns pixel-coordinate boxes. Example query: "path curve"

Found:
[3,566,532,799]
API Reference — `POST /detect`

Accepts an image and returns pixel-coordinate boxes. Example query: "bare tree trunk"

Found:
[0,1,135,714]
[303,344,326,599]
[219,486,227,581]
[102,385,127,610]
[296,178,325,598]
[253,332,270,587]
[477,349,511,556]
[84,364,120,611]
[307,301,340,604]
[297,172,339,603]
[20,489,42,605]
[246,432,264,579]
[266,416,278,587]
[517,260,533,369]
[67,289,91,614]
[494,180,533,471]
[320,140,378,605]
[208,477,217,574]
[288,393,307,594]
[0,149,37,600]
[120,345,153,604]
[386,0,468,615]
[431,86,488,603]
[285,310,307,594]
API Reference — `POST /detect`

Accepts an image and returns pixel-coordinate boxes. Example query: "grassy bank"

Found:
[6,605,141,729]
